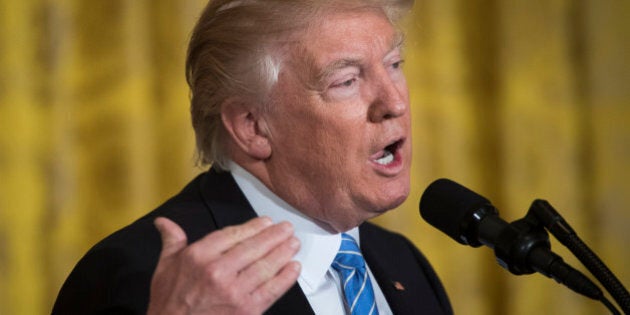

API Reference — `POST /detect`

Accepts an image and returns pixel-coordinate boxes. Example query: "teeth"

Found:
[375,150,394,165]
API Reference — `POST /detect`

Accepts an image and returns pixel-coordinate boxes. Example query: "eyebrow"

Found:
[312,31,406,86]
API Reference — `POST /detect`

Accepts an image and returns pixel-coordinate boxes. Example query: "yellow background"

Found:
[0,0,628,314]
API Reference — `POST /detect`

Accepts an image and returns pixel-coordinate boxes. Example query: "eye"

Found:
[391,59,404,70]
[333,77,357,88]
[325,74,360,100]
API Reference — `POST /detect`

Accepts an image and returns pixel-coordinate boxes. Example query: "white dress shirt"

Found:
[229,162,393,315]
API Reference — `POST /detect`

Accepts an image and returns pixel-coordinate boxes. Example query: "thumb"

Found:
[154,217,188,259]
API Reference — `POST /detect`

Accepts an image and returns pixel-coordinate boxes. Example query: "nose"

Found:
[368,74,408,122]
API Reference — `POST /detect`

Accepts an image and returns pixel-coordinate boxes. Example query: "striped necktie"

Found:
[332,233,379,315]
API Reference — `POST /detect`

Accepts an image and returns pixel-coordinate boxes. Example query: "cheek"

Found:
[276,109,360,153]
[268,113,338,171]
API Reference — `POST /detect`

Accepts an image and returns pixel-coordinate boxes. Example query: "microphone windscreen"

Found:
[419,178,491,244]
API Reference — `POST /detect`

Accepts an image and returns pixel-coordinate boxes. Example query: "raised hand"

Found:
[147,216,301,315]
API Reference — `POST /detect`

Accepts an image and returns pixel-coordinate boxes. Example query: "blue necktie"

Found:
[332,233,379,315]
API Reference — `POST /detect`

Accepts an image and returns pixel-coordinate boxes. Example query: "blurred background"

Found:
[0,0,628,314]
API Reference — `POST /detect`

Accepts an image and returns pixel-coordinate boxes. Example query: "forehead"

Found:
[287,9,400,76]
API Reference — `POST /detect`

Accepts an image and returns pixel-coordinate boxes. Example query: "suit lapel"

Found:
[199,169,315,315]
[361,224,415,315]
[264,284,315,315]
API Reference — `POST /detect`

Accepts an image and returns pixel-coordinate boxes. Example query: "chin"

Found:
[384,194,409,212]
[368,188,410,216]
[331,193,408,232]
[381,179,410,208]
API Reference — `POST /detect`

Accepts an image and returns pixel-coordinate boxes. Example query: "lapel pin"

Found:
[392,281,405,291]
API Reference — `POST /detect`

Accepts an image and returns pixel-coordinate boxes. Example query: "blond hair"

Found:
[186,0,414,170]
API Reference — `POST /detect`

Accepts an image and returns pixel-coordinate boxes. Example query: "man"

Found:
[53,0,453,314]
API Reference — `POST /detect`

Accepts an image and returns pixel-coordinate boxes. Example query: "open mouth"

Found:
[374,139,403,166]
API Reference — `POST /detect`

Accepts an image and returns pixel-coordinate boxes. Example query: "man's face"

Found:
[262,9,411,232]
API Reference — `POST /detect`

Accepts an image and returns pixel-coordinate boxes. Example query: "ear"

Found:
[221,99,272,160]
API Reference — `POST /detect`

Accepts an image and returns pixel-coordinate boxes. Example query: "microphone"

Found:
[419,178,602,300]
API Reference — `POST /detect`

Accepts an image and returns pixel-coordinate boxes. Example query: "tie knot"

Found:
[332,233,366,271]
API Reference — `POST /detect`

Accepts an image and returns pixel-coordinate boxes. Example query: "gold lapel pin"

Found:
[393,281,405,291]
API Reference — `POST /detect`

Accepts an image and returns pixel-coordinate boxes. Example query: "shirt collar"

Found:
[228,162,360,293]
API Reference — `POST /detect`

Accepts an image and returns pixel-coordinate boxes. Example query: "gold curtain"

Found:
[0,0,627,314]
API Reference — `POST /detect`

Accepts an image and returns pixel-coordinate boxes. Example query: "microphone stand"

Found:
[528,200,630,314]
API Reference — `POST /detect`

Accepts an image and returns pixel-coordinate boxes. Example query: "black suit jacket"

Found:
[53,169,452,314]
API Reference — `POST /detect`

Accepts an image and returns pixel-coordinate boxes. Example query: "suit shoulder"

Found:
[53,173,219,314]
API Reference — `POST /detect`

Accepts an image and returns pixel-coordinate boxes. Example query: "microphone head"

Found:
[420,178,493,246]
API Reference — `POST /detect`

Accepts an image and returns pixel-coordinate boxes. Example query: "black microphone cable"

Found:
[529,199,630,314]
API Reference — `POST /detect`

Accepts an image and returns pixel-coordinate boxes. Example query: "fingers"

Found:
[220,221,296,273]
[236,234,301,291]
[189,217,301,299]
[154,217,188,259]
[197,216,274,258]
[251,260,302,308]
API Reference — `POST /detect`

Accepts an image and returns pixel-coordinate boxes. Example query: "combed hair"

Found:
[186,0,414,170]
